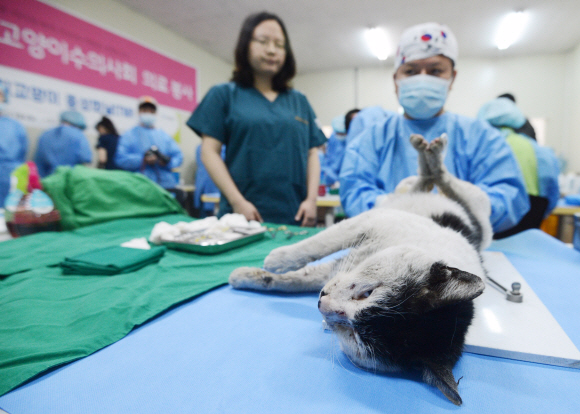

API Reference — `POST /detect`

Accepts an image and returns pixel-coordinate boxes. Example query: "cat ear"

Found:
[422,362,462,406]
[427,261,485,306]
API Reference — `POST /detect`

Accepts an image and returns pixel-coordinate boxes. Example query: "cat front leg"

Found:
[263,211,378,273]
[229,261,335,292]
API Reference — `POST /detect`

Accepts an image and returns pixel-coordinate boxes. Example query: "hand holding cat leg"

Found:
[229,261,335,292]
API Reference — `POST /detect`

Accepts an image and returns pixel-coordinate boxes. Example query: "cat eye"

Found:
[355,289,373,300]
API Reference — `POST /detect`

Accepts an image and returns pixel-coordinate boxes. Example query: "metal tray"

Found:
[160,226,267,255]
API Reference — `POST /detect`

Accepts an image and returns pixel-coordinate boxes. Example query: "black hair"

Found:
[498,93,516,103]
[138,102,157,112]
[95,116,119,136]
[344,108,361,133]
[231,12,296,92]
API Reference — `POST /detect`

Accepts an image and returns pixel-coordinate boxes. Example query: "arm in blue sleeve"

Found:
[467,126,530,233]
[163,136,183,170]
[339,126,385,217]
[78,134,93,164]
[114,131,143,171]
[535,146,560,214]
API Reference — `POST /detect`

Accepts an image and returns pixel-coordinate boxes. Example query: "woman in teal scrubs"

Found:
[187,12,326,226]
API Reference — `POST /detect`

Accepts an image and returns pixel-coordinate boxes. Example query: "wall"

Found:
[563,43,580,173]
[25,0,232,183]
[294,53,577,172]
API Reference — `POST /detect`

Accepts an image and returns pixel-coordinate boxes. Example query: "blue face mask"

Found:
[139,113,156,128]
[396,74,452,120]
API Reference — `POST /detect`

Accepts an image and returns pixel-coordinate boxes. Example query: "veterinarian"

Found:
[34,110,92,178]
[339,22,529,233]
[478,97,560,237]
[0,84,29,205]
[115,97,183,190]
[187,12,327,226]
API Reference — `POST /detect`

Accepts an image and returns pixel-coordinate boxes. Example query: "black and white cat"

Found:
[229,134,492,405]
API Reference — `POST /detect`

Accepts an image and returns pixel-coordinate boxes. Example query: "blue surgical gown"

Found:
[0,116,28,205]
[502,128,560,215]
[115,125,183,189]
[321,132,346,185]
[186,82,327,224]
[339,111,530,233]
[34,125,92,178]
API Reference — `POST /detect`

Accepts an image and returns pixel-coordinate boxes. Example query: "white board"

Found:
[464,251,580,368]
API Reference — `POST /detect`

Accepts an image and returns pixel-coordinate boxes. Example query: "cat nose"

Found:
[318,290,328,309]
[318,295,346,320]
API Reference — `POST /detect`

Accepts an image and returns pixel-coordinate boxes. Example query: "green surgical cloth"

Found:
[41,165,185,230]
[0,215,317,397]
[60,245,166,275]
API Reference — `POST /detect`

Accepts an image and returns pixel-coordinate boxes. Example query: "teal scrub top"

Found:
[187,82,327,224]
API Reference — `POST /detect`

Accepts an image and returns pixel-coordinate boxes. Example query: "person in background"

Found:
[115,97,183,190]
[0,84,28,205]
[34,110,92,178]
[194,144,225,217]
[345,105,390,145]
[95,116,120,170]
[497,93,537,140]
[321,109,360,186]
[187,12,326,226]
[344,108,361,134]
[478,97,559,238]
[339,22,529,234]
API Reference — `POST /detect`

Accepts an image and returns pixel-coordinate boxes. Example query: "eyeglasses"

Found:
[251,37,286,50]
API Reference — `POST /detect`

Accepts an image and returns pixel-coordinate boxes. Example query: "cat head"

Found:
[318,245,484,405]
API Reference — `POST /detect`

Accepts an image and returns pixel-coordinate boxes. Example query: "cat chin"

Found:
[332,324,399,373]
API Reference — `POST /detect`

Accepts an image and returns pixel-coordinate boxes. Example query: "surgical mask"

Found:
[0,102,6,114]
[139,113,156,127]
[396,74,452,120]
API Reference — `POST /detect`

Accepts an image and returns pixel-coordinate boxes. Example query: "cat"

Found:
[229,133,492,406]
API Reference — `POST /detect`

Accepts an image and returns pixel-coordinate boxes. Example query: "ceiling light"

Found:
[365,27,389,61]
[495,11,529,50]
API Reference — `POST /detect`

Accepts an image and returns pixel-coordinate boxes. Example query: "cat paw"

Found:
[264,247,306,273]
[427,133,448,155]
[410,134,428,151]
[229,267,276,290]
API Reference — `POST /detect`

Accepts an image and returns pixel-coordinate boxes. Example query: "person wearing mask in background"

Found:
[187,12,326,226]
[95,116,120,170]
[478,97,559,238]
[497,93,537,140]
[0,84,28,205]
[321,109,360,186]
[34,110,92,178]
[339,22,529,234]
[345,105,390,145]
[115,97,183,190]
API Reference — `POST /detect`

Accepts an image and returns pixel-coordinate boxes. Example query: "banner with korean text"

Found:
[0,0,197,138]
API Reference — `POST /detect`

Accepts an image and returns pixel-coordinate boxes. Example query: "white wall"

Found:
[294,53,578,172]
[563,43,580,173]
[29,0,232,183]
